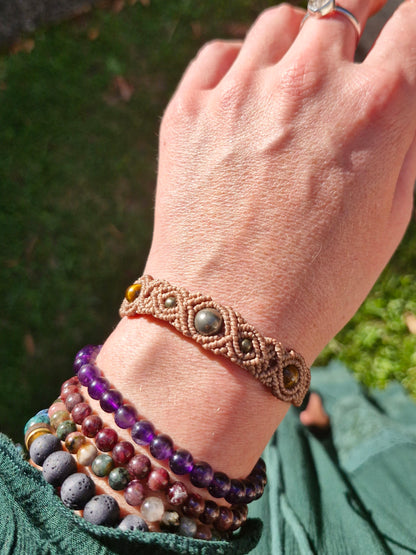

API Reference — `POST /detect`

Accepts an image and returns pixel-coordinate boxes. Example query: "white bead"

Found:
[141,496,165,522]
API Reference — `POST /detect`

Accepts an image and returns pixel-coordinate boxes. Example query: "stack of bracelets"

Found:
[25,345,266,541]
[25,276,310,541]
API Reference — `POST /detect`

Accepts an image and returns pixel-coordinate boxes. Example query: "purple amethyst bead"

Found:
[190,462,213,488]
[88,377,110,400]
[73,353,92,374]
[207,472,231,498]
[242,478,260,504]
[78,364,100,386]
[169,449,194,475]
[225,479,246,505]
[149,434,174,460]
[131,420,156,446]
[75,345,98,359]
[114,405,137,429]
[253,458,266,473]
[100,389,123,413]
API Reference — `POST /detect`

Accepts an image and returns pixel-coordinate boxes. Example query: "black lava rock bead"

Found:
[42,450,77,487]
[60,472,96,510]
[29,434,62,466]
[118,514,149,532]
[83,494,120,526]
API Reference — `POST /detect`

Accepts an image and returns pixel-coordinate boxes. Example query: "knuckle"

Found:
[278,57,325,101]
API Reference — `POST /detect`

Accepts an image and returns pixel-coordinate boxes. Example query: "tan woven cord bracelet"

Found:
[119,275,310,406]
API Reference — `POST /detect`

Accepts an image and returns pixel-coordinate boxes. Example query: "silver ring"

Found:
[302,1,361,40]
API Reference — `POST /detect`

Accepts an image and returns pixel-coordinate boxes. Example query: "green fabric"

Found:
[1,361,415,554]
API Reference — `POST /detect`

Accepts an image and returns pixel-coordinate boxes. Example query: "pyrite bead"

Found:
[194,308,223,336]
[283,364,300,389]
[83,494,120,527]
[60,472,95,510]
[77,443,97,466]
[240,338,253,354]
[56,420,77,441]
[108,467,131,491]
[164,296,177,308]
[92,454,114,477]
[29,434,62,466]
[118,514,149,532]
[141,496,164,522]
[42,451,77,487]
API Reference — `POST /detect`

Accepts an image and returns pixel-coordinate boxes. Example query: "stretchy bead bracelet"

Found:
[74,345,267,505]
[119,275,310,406]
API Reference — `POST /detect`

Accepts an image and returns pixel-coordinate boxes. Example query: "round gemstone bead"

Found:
[199,500,219,525]
[215,506,234,532]
[29,434,62,466]
[164,296,177,309]
[65,392,84,412]
[150,434,174,460]
[190,461,213,488]
[92,454,114,477]
[124,480,145,506]
[77,443,98,466]
[167,481,188,506]
[208,472,231,498]
[24,410,50,435]
[56,420,77,441]
[65,432,86,454]
[250,468,267,489]
[182,493,204,517]
[147,468,169,491]
[240,338,253,353]
[88,377,110,401]
[160,510,180,532]
[112,441,134,465]
[169,449,193,475]
[243,478,259,503]
[73,353,92,374]
[81,414,103,437]
[127,454,151,479]
[125,283,142,302]
[131,420,155,446]
[25,423,53,451]
[108,467,131,491]
[61,376,79,389]
[77,363,100,386]
[83,494,120,527]
[229,510,243,532]
[253,458,266,473]
[60,384,79,402]
[194,308,223,336]
[195,525,212,541]
[140,496,164,522]
[71,402,92,425]
[50,410,71,430]
[225,479,246,505]
[48,402,66,419]
[42,451,77,487]
[60,472,95,510]
[118,514,148,532]
[283,364,300,389]
[75,345,98,360]
[100,389,123,413]
[95,428,118,452]
[114,405,137,429]
[178,516,197,538]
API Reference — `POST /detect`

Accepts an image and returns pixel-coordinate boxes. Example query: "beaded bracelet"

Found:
[46,384,248,534]
[120,275,310,406]
[74,345,267,505]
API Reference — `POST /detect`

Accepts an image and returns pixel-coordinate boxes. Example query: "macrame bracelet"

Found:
[120,275,310,406]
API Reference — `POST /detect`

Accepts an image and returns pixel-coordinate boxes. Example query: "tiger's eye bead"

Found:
[81,414,103,437]
[125,283,142,302]
[124,480,145,506]
[65,392,84,412]
[77,443,98,466]
[65,432,86,454]
[194,308,223,336]
[199,500,219,525]
[167,481,188,506]
[50,410,71,430]
[147,467,169,491]
[108,467,131,491]
[127,454,151,479]
[141,496,164,522]
[56,420,77,441]
[95,428,118,452]
[71,402,92,424]
[240,338,253,354]
[215,506,234,532]
[92,454,114,477]
[283,364,299,389]
[164,296,177,309]
[182,493,204,517]
[112,441,134,465]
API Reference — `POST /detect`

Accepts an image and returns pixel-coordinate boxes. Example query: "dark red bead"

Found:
[167,481,188,506]
[65,392,84,412]
[147,467,170,491]
[124,480,145,506]
[95,427,118,451]
[112,441,135,465]
[127,454,151,479]
[199,500,219,525]
[182,493,204,517]
[71,402,92,425]
[81,414,103,438]
[60,384,79,402]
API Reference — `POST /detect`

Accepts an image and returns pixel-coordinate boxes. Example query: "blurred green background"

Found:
[1,0,415,443]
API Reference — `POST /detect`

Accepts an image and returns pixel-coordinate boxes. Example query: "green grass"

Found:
[0,0,415,443]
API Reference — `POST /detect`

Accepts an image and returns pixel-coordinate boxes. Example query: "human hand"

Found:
[147,0,416,366]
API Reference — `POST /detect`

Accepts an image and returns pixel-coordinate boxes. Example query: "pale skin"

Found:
[88,0,416,513]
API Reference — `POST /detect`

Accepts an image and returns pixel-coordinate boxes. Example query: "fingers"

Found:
[295,0,389,63]
[179,40,242,91]
[229,4,305,72]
